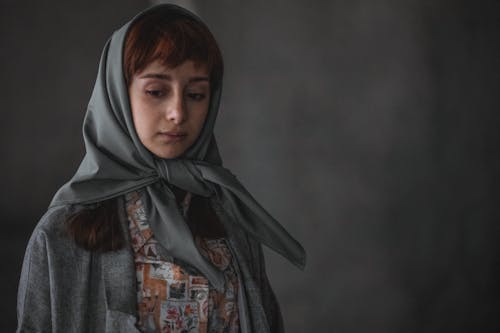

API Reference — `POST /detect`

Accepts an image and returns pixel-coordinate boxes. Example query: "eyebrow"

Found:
[138,73,209,83]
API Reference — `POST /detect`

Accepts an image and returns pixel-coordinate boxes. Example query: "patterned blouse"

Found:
[125,190,240,333]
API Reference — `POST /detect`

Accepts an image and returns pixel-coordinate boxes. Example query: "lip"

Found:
[158,131,187,142]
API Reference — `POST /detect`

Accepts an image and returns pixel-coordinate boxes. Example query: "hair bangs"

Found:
[124,13,223,87]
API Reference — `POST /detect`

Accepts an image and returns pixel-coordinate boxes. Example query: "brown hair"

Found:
[123,8,223,88]
[67,8,224,252]
[66,198,123,252]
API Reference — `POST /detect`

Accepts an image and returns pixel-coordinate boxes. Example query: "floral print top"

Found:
[125,189,240,333]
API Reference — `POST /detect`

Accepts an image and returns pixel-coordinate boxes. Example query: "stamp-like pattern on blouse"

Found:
[125,189,240,333]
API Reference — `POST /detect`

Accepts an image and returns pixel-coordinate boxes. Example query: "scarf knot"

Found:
[154,158,215,198]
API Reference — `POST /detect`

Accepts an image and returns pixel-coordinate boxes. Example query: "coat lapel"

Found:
[101,195,141,332]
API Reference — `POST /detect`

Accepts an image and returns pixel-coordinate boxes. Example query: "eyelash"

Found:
[145,90,164,98]
[145,90,206,101]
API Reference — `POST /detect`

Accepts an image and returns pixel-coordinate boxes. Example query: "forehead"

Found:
[137,59,209,77]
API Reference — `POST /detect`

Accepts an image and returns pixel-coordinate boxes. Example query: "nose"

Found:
[165,90,186,124]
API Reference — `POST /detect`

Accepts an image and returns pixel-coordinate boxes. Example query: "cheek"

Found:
[131,108,153,141]
[130,104,143,133]
[129,94,156,137]
[193,103,210,131]
[129,91,141,131]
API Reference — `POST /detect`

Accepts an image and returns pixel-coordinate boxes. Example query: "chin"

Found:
[146,141,190,159]
[155,152,181,159]
[152,148,185,159]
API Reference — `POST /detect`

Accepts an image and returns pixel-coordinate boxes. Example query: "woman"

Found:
[17,4,306,333]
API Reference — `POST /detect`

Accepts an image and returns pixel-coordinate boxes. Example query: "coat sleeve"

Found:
[17,225,53,332]
[257,243,285,333]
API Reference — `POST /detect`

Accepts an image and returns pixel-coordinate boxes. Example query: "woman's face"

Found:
[128,59,211,159]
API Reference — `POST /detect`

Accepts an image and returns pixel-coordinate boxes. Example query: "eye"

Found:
[145,89,165,98]
[187,93,206,101]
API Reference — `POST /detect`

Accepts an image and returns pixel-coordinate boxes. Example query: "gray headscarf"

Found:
[49,3,306,291]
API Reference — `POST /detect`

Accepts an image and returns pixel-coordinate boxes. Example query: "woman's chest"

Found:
[126,190,240,333]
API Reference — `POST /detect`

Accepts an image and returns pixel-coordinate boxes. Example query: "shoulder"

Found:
[34,205,72,233]
[28,204,77,245]
[24,204,92,261]
[18,204,98,303]
[17,204,98,332]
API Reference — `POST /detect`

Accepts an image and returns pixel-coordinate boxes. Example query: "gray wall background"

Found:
[2,0,499,332]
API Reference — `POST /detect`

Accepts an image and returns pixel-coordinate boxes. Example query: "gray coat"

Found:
[17,193,284,333]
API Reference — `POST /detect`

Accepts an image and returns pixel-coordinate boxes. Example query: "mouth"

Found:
[158,130,187,142]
